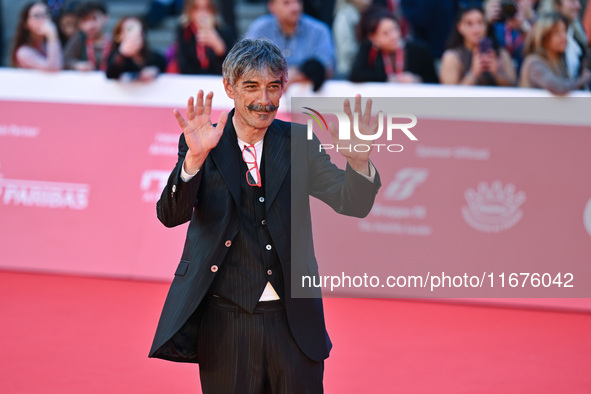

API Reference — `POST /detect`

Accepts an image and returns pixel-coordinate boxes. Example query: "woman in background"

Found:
[11,1,63,71]
[538,0,586,79]
[439,5,515,86]
[173,0,235,75]
[519,12,591,94]
[349,5,438,83]
[105,16,166,81]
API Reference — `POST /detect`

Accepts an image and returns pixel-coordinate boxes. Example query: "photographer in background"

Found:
[485,0,535,72]
[485,0,538,26]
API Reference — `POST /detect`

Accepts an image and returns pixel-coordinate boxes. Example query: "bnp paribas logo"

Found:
[303,106,418,153]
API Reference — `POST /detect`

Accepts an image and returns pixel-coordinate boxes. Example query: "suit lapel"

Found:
[210,111,291,210]
[264,120,291,212]
[210,110,241,208]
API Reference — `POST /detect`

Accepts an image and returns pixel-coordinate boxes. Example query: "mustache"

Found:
[246,103,278,112]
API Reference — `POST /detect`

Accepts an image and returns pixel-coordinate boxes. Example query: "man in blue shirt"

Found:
[245,0,335,91]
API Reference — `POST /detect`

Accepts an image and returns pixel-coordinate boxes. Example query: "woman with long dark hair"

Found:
[349,5,438,83]
[11,1,63,71]
[105,16,166,81]
[439,4,515,86]
[519,12,591,94]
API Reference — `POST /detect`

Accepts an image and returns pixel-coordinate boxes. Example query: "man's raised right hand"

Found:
[173,90,228,174]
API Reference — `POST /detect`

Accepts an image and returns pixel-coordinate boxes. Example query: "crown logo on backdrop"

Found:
[462,181,526,233]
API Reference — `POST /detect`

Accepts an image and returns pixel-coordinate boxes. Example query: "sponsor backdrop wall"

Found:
[1,69,590,311]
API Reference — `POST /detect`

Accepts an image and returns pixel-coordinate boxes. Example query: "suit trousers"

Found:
[197,296,324,394]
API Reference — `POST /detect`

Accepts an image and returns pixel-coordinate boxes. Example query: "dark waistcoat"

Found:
[207,141,284,312]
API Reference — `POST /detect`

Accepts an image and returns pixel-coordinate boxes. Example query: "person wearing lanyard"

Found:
[173,0,236,75]
[349,5,438,83]
[487,0,530,74]
[63,1,110,71]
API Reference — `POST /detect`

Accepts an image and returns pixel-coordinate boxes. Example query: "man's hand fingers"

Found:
[362,98,372,126]
[216,111,229,132]
[195,90,204,116]
[328,122,339,145]
[354,94,362,121]
[173,109,188,129]
[204,91,214,116]
[343,98,352,119]
[186,96,195,120]
[371,111,382,132]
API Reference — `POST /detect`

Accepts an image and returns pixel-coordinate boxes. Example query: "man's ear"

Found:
[223,78,235,99]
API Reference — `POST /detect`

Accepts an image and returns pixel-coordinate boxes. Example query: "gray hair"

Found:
[222,38,288,86]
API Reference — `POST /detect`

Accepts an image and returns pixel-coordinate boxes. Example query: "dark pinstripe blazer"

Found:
[149,109,380,363]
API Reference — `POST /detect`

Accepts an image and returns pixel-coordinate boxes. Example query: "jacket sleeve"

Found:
[156,134,203,227]
[306,132,381,218]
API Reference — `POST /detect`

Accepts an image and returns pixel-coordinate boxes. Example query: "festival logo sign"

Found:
[462,181,526,233]
[0,176,89,210]
[383,168,429,201]
[360,168,432,236]
[148,133,180,156]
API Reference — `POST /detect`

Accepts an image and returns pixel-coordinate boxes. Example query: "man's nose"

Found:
[259,89,270,104]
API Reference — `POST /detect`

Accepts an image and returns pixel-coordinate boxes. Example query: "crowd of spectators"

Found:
[6,0,591,95]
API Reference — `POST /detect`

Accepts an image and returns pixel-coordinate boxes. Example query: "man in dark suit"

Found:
[149,38,380,393]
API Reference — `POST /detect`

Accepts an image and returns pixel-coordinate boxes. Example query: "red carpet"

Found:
[1,270,590,393]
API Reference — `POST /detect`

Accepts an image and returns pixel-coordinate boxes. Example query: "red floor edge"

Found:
[1,270,590,393]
